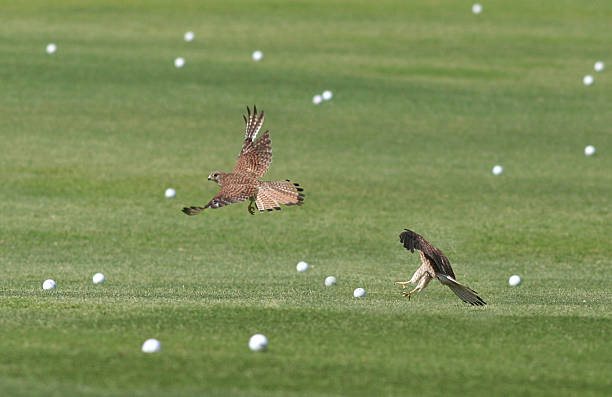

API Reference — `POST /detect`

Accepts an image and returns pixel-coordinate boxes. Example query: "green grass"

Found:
[1,1,611,396]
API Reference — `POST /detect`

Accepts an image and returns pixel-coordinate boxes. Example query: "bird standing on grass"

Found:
[182,106,304,216]
[395,229,486,306]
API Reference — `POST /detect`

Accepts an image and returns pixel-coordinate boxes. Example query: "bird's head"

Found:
[208,171,223,184]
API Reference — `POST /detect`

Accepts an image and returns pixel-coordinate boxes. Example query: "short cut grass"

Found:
[1,1,611,396]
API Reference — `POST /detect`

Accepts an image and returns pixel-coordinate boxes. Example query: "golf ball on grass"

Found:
[165,188,176,198]
[312,95,323,105]
[584,145,595,156]
[174,57,185,68]
[252,50,263,61]
[92,273,105,284]
[594,61,604,72]
[184,31,194,42]
[42,279,56,290]
[325,276,337,286]
[509,275,521,286]
[142,338,161,353]
[322,90,333,101]
[248,334,268,352]
[296,261,309,272]
[353,288,366,298]
[583,75,594,86]
[492,165,503,175]
[472,4,482,14]
[46,43,57,54]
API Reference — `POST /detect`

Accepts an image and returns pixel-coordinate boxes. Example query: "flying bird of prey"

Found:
[182,106,304,216]
[395,229,486,306]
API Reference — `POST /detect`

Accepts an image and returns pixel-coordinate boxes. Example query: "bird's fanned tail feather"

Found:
[437,274,486,306]
[255,180,304,212]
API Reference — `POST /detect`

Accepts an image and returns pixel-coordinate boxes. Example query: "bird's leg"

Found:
[395,281,417,299]
[395,282,419,299]
[396,271,433,300]
[248,198,255,215]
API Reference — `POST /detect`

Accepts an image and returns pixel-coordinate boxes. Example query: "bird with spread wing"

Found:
[182,106,304,216]
[395,229,486,306]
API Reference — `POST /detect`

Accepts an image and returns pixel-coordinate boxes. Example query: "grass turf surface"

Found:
[1,1,611,396]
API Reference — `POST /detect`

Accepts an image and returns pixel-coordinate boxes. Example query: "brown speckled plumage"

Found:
[182,106,304,216]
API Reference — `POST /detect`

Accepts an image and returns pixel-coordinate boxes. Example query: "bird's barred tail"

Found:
[437,274,486,306]
[255,180,304,212]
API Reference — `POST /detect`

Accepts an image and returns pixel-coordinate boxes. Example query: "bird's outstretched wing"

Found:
[233,106,272,177]
[399,229,456,278]
[182,184,257,216]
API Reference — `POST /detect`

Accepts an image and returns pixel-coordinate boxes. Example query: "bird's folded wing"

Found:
[399,229,456,278]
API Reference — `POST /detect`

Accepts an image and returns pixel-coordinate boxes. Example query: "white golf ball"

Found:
[312,95,323,105]
[296,261,309,272]
[472,3,482,14]
[174,57,185,68]
[142,338,161,353]
[325,276,337,286]
[248,334,268,352]
[583,75,594,86]
[42,279,56,290]
[353,287,366,298]
[584,145,595,156]
[252,50,263,62]
[184,31,195,42]
[92,273,105,284]
[165,188,176,198]
[322,90,333,101]
[594,61,604,72]
[46,43,57,54]
[492,165,503,175]
[509,275,521,286]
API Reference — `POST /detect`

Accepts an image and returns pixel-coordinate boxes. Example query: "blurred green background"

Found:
[1,1,610,396]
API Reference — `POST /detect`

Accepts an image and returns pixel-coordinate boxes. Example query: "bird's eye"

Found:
[214,173,219,178]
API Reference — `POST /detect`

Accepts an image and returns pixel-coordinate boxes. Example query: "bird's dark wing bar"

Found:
[399,229,456,278]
